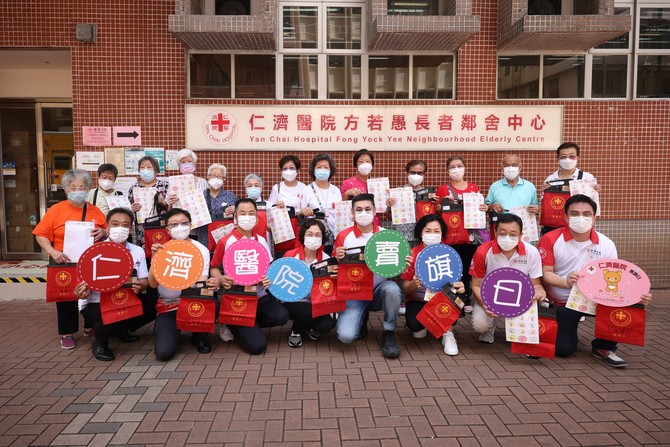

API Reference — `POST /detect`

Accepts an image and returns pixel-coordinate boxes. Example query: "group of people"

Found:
[32,144,652,368]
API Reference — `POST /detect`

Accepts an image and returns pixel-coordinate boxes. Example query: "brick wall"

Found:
[2,0,668,286]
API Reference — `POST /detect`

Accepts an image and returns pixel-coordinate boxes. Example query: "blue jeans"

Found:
[336,280,402,344]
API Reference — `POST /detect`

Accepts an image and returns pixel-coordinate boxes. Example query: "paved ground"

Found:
[0,291,668,447]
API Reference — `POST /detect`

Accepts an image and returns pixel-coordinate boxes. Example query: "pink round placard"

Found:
[223,239,271,286]
[576,258,650,307]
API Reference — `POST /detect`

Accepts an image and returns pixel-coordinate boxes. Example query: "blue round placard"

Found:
[415,244,463,291]
[267,257,313,303]
[480,267,535,318]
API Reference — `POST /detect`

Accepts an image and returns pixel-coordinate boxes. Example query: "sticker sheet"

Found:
[168,174,196,196]
[333,201,354,235]
[211,223,235,245]
[267,207,295,244]
[105,195,132,211]
[565,283,597,315]
[179,190,212,229]
[133,187,156,224]
[367,177,390,213]
[570,179,601,216]
[505,302,539,344]
[463,192,487,229]
[509,205,539,242]
[389,187,416,225]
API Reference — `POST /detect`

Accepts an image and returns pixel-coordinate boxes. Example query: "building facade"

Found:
[0,0,668,285]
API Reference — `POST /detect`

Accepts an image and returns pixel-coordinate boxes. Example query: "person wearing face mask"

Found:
[387,160,430,247]
[538,195,652,367]
[485,154,539,216]
[334,194,403,359]
[401,215,466,355]
[86,164,123,216]
[73,208,150,361]
[195,163,237,247]
[280,220,336,348]
[148,209,220,361]
[308,154,342,249]
[33,169,108,350]
[267,155,319,214]
[128,156,169,250]
[210,199,289,355]
[470,213,546,344]
[540,142,601,235]
[340,149,382,226]
[167,149,209,208]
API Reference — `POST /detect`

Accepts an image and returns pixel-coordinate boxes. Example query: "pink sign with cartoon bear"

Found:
[576,258,650,307]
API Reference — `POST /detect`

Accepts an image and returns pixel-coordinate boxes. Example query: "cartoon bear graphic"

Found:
[603,269,622,293]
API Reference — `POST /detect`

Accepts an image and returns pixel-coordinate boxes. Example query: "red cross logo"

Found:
[211,113,230,132]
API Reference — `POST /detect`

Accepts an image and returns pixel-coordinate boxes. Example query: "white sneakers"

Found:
[412,328,427,339]
[442,331,459,356]
[219,324,234,342]
[478,325,495,344]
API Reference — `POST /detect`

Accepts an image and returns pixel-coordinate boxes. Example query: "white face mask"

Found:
[449,167,465,181]
[559,158,578,170]
[282,169,297,182]
[354,210,374,226]
[304,236,322,251]
[108,227,129,244]
[407,174,424,186]
[237,215,257,231]
[98,179,115,191]
[169,224,191,241]
[422,233,442,246]
[568,216,592,234]
[357,163,372,176]
[503,166,520,181]
[208,178,223,190]
[497,235,519,251]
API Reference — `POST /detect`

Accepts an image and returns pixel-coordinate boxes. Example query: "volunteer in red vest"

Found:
[334,194,403,359]
[210,198,289,355]
[281,219,336,348]
[74,208,149,361]
[436,156,489,311]
[470,213,545,344]
[401,215,466,355]
[33,169,107,350]
[340,149,382,226]
[538,194,652,367]
[540,142,601,235]
[149,208,219,361]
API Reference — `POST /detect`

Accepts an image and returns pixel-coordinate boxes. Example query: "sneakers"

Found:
[83,328,94,338]
[592,349,627,368]
[307,329,321,341]
[219,324,234,342]
[398,304,406,316]
[60,335,76,350]
[442,331,459,356]
[478,325,495,344]
[288,331,303,348]
[380,330,400,359]
[464,305,474,314]
[412,328,427,339]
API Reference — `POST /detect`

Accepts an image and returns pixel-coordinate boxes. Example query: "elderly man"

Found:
[486,155,539,215]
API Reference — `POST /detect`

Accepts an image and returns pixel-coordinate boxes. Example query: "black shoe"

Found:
[115,328,139,343]
[92,340,115,361]
[380,331,400,359]
[356,314,369,341]
[191,334,212,354]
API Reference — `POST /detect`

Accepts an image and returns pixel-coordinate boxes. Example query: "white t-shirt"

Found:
[267,181,319,210]
[309,182,342,236]
[544,168,595,184]
[78,241,149,311]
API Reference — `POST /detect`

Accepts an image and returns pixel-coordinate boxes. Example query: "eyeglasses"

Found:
[167,222,191,229]
[209,174,227,180]
[67,187,88,192]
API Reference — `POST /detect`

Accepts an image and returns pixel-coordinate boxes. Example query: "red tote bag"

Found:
[311,258,345,317]
[440,200,470,245]
[336,247,374,301]
[46,263,79,303]
[594,304,646,347]
[99,287,143,325]
[511,306,558,359]
[416,284,464,338]
[219,285,259,327]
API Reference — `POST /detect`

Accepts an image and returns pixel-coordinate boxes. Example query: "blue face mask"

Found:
[68,191,88,204]
[139,169,155,182]
[314,169,330,181]
[246,186,261,200]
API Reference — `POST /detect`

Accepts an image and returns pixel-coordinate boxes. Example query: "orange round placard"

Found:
[151,240,205,290]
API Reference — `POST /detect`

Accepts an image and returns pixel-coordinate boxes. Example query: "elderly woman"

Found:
[33,169,107,350]
[167,148,208,207]
[244,173,264,202]
[195,163,237,246]
[128,156,169,250]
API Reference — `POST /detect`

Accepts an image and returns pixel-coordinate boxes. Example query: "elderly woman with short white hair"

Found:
[194,163,237,246]
[167,148,208,206]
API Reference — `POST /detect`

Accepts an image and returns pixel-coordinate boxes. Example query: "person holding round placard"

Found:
[470,213,546,344]
[334,194,403,359]
[149,208,219,361]
[74,208,150,361]
[307,153,342,250]
[33,169,108,350]
[401,215,466,355]
[280,219,337,348]
[210,198,289,355]
[538,195,652,367]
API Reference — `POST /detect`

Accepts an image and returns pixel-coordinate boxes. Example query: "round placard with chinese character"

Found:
[267,257,313,302]
[415,244,463,291]
[480,267,535,318]
[576,258,650,307]
[223,238,271,286]
[151,240,205,290]
[364,230,411,278]
[76,242,134,292]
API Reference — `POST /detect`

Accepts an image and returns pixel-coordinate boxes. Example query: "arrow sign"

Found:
[113,126,142,146]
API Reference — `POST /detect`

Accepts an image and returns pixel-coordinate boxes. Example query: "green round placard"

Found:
[364,230,411,278]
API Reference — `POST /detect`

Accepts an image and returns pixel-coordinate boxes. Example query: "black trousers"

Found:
[153,310,210,361]
[282,301,335,335]
[555,306,617,357]
[404,300,426,333]
[56,301,79,335]
[228,295,289,355]
[452,243,477,299]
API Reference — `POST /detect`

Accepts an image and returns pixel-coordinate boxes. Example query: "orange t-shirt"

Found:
[32,200,106,251]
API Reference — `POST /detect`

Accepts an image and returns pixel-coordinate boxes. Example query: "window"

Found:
[387,0,454,16]
[189,54,275,99]
[542,56,584,98]
[636,5,670,97]
[497,56,540,99]
[591,55,629,98]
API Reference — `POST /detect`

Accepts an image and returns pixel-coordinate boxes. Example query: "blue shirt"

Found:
[485,177,538,210]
